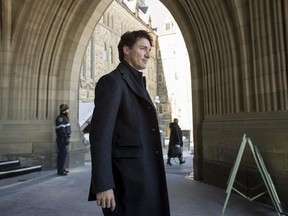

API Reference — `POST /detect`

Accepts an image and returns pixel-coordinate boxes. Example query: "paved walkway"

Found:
[0,151,277,216]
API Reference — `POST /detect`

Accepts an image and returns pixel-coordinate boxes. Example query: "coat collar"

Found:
[117,63,154,107]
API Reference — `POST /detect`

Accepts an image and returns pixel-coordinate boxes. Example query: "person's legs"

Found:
[57,142,67,175]
[167,157,172,165]
[178,155,185,164]
[167,145,173,165]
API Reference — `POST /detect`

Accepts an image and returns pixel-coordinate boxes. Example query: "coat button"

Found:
[147,106,152,111]
[151,128,156,133]
[155,151,160,156]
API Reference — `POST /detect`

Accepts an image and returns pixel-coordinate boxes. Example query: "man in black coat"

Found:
[167,118,185,165]
[88,30,170,216]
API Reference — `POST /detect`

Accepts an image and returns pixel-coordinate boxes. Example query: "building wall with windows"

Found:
[147,1,192,148]
[79,0,158,106]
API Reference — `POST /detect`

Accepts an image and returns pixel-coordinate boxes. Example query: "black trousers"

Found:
[57,141,67,174]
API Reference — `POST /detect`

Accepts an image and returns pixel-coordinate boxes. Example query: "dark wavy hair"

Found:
[117,30,153,62]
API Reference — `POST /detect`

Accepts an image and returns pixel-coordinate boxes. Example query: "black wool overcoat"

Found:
[167,123,183,158]
[88,63,170,216]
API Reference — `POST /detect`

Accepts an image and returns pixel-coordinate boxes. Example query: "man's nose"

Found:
[145,52,150,58]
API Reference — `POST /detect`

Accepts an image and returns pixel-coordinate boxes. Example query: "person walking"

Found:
[88,30,170,216]
[55,104,71,176]
[167,118,185,165]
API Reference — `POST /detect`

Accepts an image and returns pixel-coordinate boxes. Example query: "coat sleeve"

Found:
[171,124,182,145]
[89,74,121,193]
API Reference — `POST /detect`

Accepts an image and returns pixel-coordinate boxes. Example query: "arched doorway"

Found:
[1,1,287,204]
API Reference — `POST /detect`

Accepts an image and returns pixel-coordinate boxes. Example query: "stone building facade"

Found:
[79,0,158,107]
[78,0,172,151]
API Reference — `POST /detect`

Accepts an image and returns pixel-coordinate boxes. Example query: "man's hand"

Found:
[96,189,116,211]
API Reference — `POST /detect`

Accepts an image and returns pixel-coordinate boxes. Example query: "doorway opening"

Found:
[78,0,193,176]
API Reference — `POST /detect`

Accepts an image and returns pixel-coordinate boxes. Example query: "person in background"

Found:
[88,30,170,216]
[55,104,71,176]
[167,118,185,165]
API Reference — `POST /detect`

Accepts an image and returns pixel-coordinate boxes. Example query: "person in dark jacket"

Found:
[167,118,185,165]
[88,30,170,216]
[55,104,71,176]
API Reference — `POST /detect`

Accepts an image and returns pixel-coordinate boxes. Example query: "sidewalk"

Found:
[164,151,276,216]
[0,151,277,216]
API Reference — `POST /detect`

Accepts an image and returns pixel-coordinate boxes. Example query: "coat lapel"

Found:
[118,64,154,106]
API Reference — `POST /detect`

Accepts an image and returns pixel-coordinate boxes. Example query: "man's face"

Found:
[123,38,151,70]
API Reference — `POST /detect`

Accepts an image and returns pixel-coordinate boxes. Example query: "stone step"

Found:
[0,160,20,171]
[0,160,42,179]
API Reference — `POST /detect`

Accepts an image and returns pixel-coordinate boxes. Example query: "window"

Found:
[102,13,106,25]
[107,13,110,27]
[121,23,124,34]
[159,105,163,114]
[103,43,108,61]
[80,62,86,78]
[158,105,167,114]
[165,23,170,30]
[109,46,113,64]
[158,74,163,83]
[111,15,114,29]
[90,37,94,79]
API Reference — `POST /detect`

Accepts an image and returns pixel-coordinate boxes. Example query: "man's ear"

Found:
[123,45,130,56]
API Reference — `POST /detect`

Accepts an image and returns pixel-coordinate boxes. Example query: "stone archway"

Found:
[161,0,246,181]
[161,0,288,204]
[0,0,114,168]
[1,0,288,204]
[160,0,204,180]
